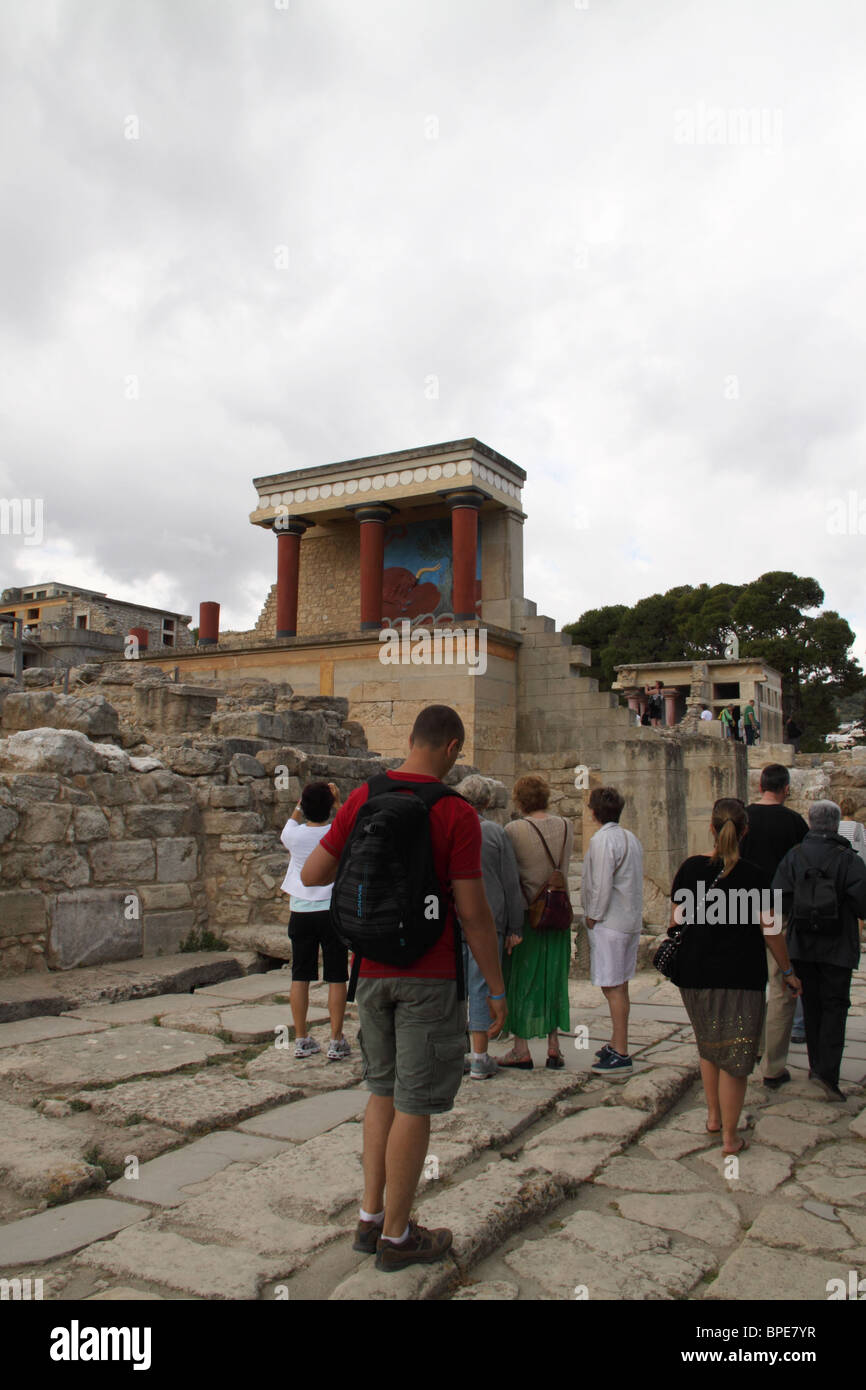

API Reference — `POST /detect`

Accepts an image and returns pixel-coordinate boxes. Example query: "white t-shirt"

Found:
[839,819,866,869]
[280,818,333,903]
[580,821,644,934]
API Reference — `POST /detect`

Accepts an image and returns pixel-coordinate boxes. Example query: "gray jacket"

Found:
[773,832,866,968]
[480,820,526,937]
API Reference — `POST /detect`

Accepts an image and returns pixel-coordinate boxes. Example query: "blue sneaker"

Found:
[594,1043,614,1060]
[591,1048,633,1077]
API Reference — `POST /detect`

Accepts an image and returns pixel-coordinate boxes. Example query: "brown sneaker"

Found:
[352,1219,383,1254]
[374,1218,453,1273]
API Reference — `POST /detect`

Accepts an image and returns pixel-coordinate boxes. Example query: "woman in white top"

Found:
[581,786,643,1076]
[280,781,349,1061]
[839,796,866,868]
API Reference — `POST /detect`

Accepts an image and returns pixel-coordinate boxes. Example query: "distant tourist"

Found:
[700,704,713,721]
[280,782,350,1061]
[497,776,574,1070]
[773,800,866,1101]
[300,705,506,1272]
[731,704,742,741]
[645,682,664,728]
[457,776,525,1081]
[785,713,803,753]
[669,798,802,1154]
[742,764,809,1079]
[743,699,759,746]
[838,796,866,868]
[720,705,735,740]
[581,786,643,1077]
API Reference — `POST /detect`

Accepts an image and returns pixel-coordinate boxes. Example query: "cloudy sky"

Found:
[1,0,864,663]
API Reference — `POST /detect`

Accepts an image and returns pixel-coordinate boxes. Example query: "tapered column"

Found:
[349,505,395,630]
[198,602,220,646]
[661,687,679,727]
[443,489,485,621]
[272,519,308,638]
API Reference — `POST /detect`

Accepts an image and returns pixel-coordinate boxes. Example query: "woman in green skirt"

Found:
[498,775,574,1069]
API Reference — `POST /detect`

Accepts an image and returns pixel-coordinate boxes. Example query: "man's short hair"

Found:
[300,781,334,822]
[588,786,625,824]
[809,800,841,835]
[760,764,791,794]
[410,704,465,751]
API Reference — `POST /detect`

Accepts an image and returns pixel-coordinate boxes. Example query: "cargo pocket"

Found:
[428,1036,468,1112]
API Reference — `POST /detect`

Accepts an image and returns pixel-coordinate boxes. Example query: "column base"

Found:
[197,638,218,647]
[452,611,477,622]
[275,629,296,638]
[360,620,383,631]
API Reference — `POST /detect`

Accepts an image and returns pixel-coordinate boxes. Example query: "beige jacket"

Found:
[505,814,574,907]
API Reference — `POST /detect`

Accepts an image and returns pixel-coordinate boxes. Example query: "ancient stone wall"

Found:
[255,526,361,638]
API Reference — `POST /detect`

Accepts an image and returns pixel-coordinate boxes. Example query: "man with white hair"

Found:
[773,800,866,1101]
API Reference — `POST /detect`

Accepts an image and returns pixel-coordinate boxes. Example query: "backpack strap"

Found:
[524,817,569,873]
[347,951,362,1004]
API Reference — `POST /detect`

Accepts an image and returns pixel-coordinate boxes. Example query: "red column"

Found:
[198,602,220,646]
[273,521,307,638]
[354,506,393,630]
[445,489,484,621]
[661,687,679,726]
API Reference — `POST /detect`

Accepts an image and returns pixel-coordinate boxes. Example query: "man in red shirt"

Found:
[301,704,506,1272]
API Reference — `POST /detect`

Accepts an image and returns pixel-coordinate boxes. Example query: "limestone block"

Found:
[0,1024,232,1089]
[89,839,155,883]
[75,1073,297,1134]
[142,910,196,954]
[229,753,267,779]
[615,1192,742,1246]
[156,837,199,883]
[0,888,47,941]
[48,889,142,968]
[72,805,111,841]
[36,844,91,887]
[745,1202,855,1253]
[124,804,198,837]
[165,746,222,776]
[15,802,73,843]
[202,811,265,835]
[138,883,192,911]
[0,1199,147,1267]
[210,786,253,809]
[211,711,287,741]
[0,727,104,775]
[706,1245,853,1301]
[75,1225,290,1301]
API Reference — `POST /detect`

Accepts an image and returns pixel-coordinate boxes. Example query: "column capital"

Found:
[345,503,397,524]
[269,515,311,537]
[438,487,486,511]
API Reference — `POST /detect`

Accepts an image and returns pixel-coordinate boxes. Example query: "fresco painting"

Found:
[381,516,481,626]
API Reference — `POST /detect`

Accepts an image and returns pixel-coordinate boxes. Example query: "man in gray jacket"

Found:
[773,800,866,1101]
[458,776,525,1080]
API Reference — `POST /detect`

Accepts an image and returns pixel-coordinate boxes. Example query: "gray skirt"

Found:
[680,987,765,1077]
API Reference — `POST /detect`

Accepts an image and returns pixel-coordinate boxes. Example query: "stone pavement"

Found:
[0,964,864,1301]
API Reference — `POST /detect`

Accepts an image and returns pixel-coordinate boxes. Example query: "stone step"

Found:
[0,952,250,1025]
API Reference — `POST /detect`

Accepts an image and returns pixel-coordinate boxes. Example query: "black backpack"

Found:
[790,842,850,936]
[330,774,465,999]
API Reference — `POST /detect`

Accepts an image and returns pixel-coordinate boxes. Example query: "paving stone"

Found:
[639,1128,711,1161]
[614,1192,742,1246]
[108,1130,288,1206]
[618,1066,695,1113]
[752,1113,831,1154]
[63,995,217,1026]
[0,1199,147,1266]
[706,1244,854,1300]
[195,973,295,1002]
[594,1155,711,1193]
[164,1122,364,1242]
[772,1099,854,1127]
[525,1104,648,1150]
[246,1039,365,1092]
[744,1202,855,1253]
[698,1144,793,1195]
[798,1143,866,1205]
[453,1281,520,1300]
[839,1210,866,1243]
[330,1256,456,1301]
[637,1042,701,1068]
[0,1098,103,1201]
[87,1287,164,1300]
[75,1074,299,1134]
[668,1106,753,1135]
[850,1108,866,1138]
[0,1016,110,1049]
[76,1224,291,1300]
[0,1025,233,1090]
[557,1208,670,1258]
[234,1087,365,1142]
[169,1002,331,1042]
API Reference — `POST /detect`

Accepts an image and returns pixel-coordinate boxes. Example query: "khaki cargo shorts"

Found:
[355,977,469,1116]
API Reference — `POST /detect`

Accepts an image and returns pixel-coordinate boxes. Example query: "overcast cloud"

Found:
[1,0,864,665]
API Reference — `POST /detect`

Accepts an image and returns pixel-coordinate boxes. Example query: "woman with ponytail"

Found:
[668,797,802,1155]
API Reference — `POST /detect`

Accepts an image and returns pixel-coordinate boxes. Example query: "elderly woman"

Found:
[457,776,526,1080]
[497,775,574,1069]
[670,797,801,1154]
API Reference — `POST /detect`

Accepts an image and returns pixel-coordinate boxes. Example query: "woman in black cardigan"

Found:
[670,798,802,1155]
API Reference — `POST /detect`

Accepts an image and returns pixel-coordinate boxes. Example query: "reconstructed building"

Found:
[0,581,193,677]
[613,659,784,743]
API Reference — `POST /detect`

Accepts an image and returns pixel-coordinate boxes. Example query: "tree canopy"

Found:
[564,572,864,749]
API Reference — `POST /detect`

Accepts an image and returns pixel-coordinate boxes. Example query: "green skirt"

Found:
[504,915,571,1039]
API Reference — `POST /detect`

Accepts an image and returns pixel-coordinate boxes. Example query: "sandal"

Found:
[722,1137,748,1156]
[497,1050,533,1070]
[546,1053,565,1069]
